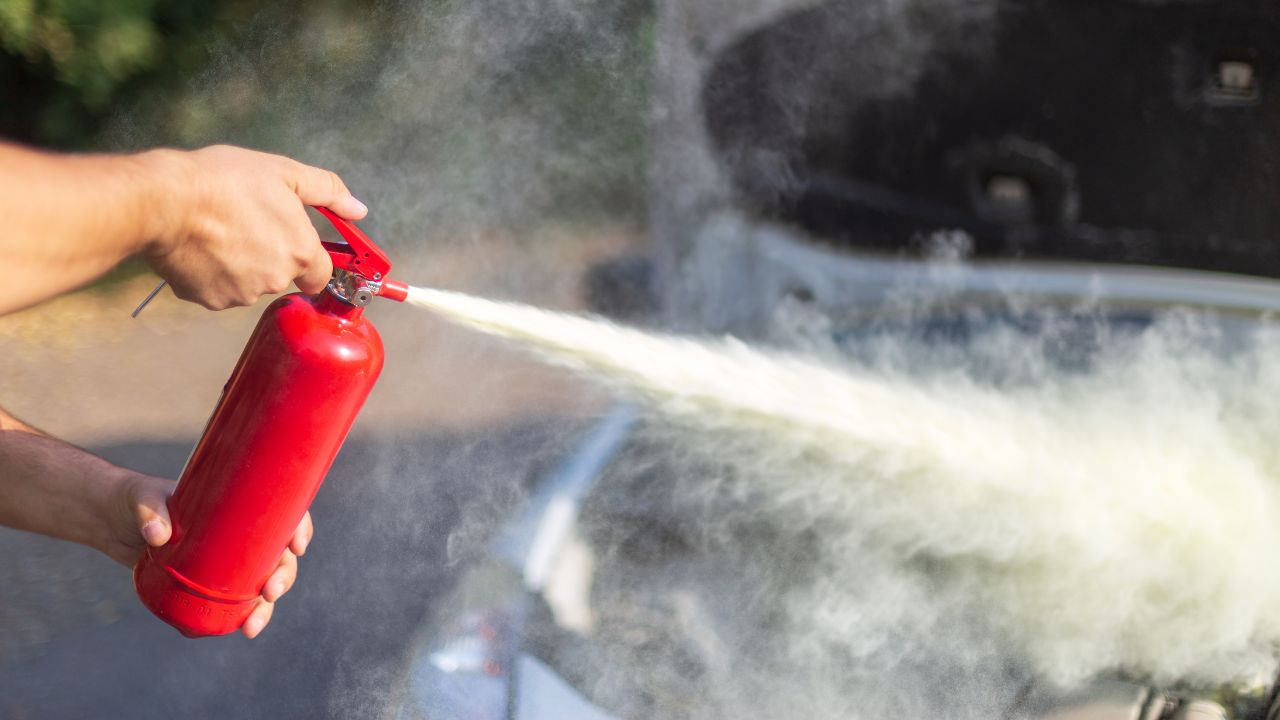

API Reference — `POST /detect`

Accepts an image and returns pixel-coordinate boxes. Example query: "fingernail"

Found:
[141,519,167,546]
[338,196,368,218]
[244,617,264,637]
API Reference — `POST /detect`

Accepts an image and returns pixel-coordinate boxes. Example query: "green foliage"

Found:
[0,0,157,105]
[0,0,656,226]
[0,0,410,149]
[0,0,236,147]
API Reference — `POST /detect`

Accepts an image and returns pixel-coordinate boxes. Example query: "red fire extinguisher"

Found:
[133,208,408,637]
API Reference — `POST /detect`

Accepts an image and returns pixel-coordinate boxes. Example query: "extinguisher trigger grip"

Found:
[311,207,407,304]
[311,206,393,281]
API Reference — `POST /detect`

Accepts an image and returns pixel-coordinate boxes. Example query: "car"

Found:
[393,1,1280,718]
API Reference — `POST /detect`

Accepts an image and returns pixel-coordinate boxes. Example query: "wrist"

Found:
[73,465,132,557]
[131,148,199,257]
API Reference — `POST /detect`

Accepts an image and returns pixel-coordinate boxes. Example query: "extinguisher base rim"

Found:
[134,553,254,637]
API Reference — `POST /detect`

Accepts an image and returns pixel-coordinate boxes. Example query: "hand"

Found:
[140,144,368,310]
[104,472,314,639]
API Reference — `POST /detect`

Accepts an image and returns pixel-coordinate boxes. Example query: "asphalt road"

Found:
[0,421,584,720]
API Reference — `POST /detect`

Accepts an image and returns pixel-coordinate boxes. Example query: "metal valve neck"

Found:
[325,268,383,308]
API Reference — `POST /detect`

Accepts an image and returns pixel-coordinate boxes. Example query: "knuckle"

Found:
[206,144,235,159]
[293,244,316,268]
[324,169,347,197]
[280,159,305,191]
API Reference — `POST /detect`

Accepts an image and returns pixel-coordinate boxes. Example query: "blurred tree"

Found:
[1,0,654,226]
[0,0,381,149]
[0,0,216,146]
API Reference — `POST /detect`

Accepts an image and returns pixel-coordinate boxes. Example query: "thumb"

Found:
[290,162,368,220]
[130,478,174,547]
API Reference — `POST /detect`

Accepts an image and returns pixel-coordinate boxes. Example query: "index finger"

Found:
[290,161,368,220]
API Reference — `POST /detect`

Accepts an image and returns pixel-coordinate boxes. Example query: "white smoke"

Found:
[408,285,1280,713]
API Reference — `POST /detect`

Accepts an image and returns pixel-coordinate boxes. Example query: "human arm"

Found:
[0,406,311,638]
[0,142,368,315]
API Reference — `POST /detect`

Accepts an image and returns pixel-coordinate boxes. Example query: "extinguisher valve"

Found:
[328,268,379,307]
[312,207,409,306]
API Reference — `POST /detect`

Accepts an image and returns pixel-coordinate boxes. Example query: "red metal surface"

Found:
[134,292,385,636]
[380,279,409,303]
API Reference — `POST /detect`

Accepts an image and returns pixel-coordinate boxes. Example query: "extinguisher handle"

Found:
[313,206,394,282]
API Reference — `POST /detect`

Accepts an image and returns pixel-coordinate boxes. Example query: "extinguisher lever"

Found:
[312,207,408,304]
[314,206,392,281]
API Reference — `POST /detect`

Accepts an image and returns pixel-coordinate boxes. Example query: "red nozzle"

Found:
[380,279,409,303]
[313,206,407,302]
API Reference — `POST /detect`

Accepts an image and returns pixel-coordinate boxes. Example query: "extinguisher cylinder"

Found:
[134,291,385,637]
